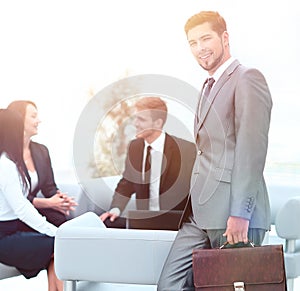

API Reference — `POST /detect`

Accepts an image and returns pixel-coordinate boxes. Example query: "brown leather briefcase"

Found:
[192,243,287,290]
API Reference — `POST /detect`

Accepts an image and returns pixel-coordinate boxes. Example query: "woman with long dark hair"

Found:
[7,100,77,226]
[0,109,62,290]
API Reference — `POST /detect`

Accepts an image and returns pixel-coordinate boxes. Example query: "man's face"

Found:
[187,22,229,75]
[134,109,156,140]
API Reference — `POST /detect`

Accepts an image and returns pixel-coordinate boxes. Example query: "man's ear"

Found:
[154,118,164,129]
[222,31,229,47]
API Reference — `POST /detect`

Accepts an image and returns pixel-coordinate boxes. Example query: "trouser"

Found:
[104,217,127,228]
[157,217,266,291]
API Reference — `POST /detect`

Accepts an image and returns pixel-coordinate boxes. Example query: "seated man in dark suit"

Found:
[100,96,196,229]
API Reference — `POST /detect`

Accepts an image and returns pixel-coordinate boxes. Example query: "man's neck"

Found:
[145,130,162,144]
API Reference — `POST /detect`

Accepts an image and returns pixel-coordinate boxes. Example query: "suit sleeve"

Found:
[110,141,137,212]
[230,68,272,219]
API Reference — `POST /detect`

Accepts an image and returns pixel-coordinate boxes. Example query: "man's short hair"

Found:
[135,97,168,126]
[184,11,227,36]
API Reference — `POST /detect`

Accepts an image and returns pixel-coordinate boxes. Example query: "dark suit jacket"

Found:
[27,141,58,202]
[26,141,67,226]
[110,133,196,213]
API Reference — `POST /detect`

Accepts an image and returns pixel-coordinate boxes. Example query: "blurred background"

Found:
[0,0,299,183]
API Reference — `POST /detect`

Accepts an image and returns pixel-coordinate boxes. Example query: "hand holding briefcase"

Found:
[192,243,287,290]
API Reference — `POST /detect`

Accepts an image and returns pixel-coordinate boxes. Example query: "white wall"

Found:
[0,0,299,182]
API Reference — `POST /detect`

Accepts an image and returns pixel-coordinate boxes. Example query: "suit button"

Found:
[197,150,202,155]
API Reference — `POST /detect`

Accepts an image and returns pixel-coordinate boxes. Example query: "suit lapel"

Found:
[195,60,241,134]
[29,142,41,191]
[136,139,145,184]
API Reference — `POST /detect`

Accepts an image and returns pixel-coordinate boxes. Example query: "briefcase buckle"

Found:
[234,281,245,291]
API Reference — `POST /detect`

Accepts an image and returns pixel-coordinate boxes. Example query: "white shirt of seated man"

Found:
[110,132,166,216]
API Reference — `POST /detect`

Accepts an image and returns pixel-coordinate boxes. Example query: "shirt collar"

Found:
[209,57,235,84]
[145,131,166,152]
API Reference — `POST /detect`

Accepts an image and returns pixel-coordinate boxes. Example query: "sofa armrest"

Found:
[0,263,21,280]
[58,212,105,229]
[54,214,177,284]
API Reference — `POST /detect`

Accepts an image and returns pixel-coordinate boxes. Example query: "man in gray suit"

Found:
[157,11,272,291]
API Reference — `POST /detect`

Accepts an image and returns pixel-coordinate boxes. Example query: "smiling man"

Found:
[100,96,196,229]
[157,11,273,291]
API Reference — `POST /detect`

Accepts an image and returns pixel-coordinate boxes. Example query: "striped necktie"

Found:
[199,77,215,116]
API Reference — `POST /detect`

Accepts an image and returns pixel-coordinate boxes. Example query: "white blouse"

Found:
[0,153,57,237]
[28,170,38,192]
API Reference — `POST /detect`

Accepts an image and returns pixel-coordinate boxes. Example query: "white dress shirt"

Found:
[144,132,166,211]
[207,56,235,86]
[110,132,166,216]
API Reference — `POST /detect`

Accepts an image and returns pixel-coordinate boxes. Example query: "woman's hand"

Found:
[48,191,78,215]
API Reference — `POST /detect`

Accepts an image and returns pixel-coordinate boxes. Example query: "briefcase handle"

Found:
[220,241,255,249]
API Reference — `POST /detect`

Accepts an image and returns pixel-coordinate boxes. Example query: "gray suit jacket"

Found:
[184,59,272,230]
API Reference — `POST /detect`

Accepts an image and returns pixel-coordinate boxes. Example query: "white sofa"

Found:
[0,264,21,281]
[0,175,126,282]
[53,176,300,291]
[54,212,176,291]
[2,175,300,291]
[0,179,92,281]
